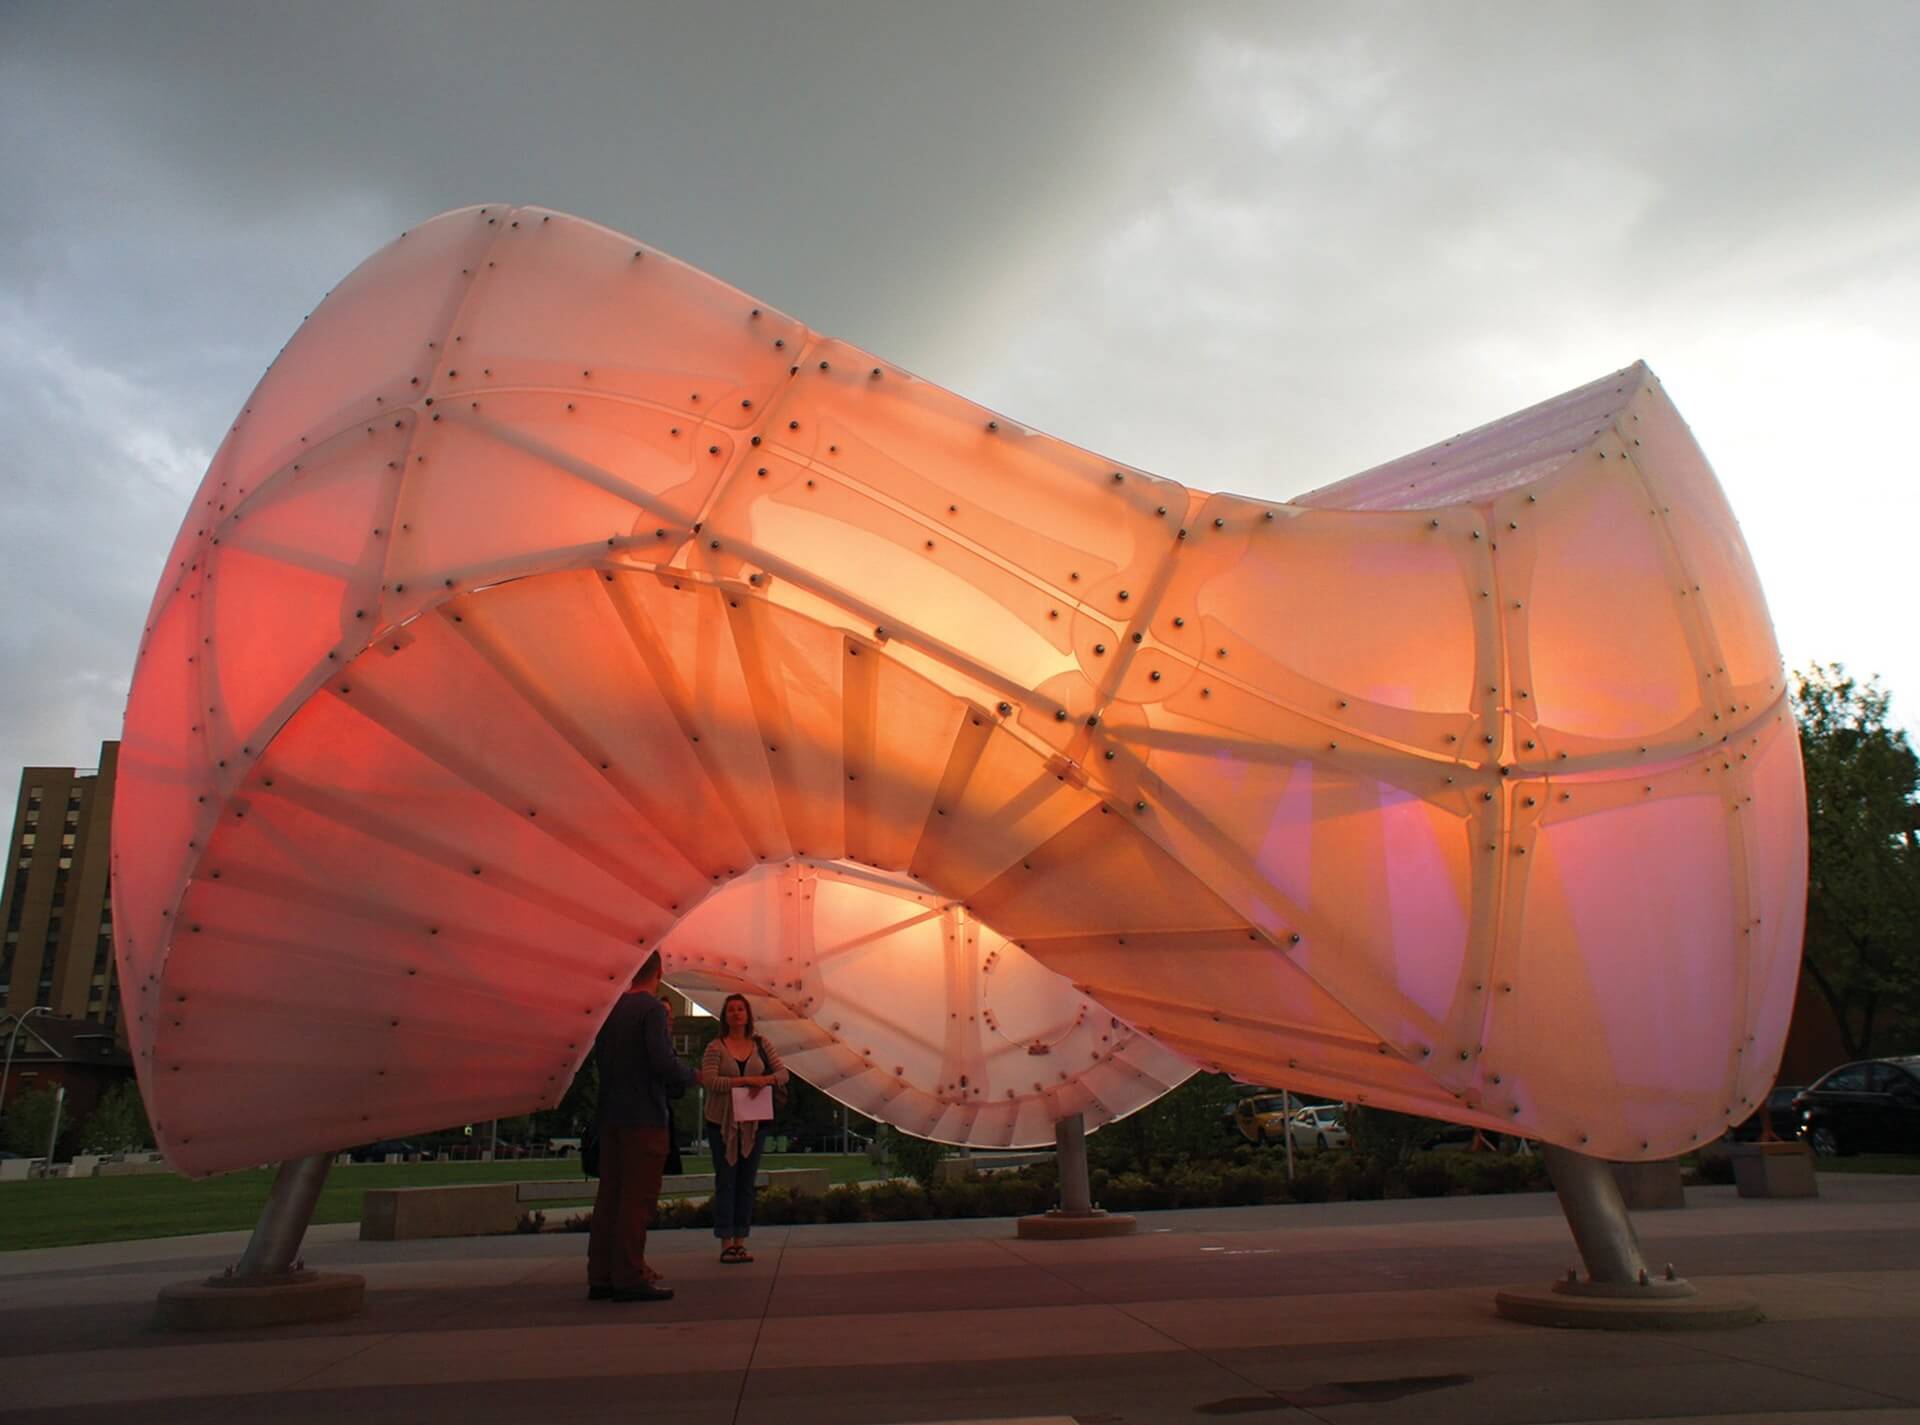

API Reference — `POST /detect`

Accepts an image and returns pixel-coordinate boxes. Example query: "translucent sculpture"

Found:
[115,205,1805,1176]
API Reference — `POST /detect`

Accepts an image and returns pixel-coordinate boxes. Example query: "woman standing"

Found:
[699,994,790,1263]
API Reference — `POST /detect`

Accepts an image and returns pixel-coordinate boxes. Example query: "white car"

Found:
[1287,1105,1349,1152]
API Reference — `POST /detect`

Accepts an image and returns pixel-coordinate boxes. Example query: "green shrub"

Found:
[2,1088,65,1158]
[864,1178,932,1219]
[1402,1153,1457,1197]
[1346,1107,1438,1166]
[982,1173,1052,1217]
[928,1179,989,1218]
[882,1128,950,1188]
[820,1183,868,1222]
[1091,1072,1242,1174]
[654,1195,713,1230]
[78,1081,152,1155]
[1217,1164,1268,1206]
[1458,1152,1549,1194]
[1287,1159,1332,1202]
[1100,1172,1167,1211]
[754,1186,826,1225]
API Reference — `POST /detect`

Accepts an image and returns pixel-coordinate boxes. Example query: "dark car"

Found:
[348,1138,420,1163]
[1417,1121,1480,1152]
[1793,1058,1920,1156]
[1727,1084,1805,1143]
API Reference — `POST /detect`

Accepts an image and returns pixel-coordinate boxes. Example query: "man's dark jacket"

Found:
[594,990,695,1127]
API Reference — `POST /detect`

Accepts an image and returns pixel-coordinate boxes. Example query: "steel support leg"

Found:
[1492,1142,1765,1326]
[1540,1144,1691,1298]
[233,1153,332,1280]
[1055,1113,1091,1216]
[1541,1143,1648,1284]
[1016,1112,1133,1239]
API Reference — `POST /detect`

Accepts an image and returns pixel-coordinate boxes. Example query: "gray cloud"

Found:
[2,0,1916,779]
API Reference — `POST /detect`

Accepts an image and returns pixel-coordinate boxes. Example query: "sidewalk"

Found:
[4,1175,1919,1424]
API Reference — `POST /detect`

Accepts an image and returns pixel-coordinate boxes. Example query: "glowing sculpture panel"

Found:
[115,205,1805,1175]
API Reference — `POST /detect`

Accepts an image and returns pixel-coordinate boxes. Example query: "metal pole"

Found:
[1282,1089,1295,1183]
[1055,1113,1091,1216]
[1,1005,54,1114]
[45,1085,66,1163]
[1541,1143,1649,1284]
[233,1154,333,1280]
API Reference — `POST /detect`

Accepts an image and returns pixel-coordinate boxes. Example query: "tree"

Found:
[881,1126,949,1187]
[78,1079,152,1155]
[1088,1071,1241,1173]
[1794,664,1920,1058]
[2,1087,66,1158]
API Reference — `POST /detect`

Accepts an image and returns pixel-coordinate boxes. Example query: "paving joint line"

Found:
[1655,1329,1920,1409]
[730,1224,791,1425]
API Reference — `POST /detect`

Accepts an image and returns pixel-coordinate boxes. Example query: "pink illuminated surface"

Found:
[115,205,1805,1175]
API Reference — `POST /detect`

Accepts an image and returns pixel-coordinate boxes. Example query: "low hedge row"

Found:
[1094,1147,1548,1210]
[560,1147,1549,1232]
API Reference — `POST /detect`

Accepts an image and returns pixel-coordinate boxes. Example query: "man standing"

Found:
[588,951,693,1302]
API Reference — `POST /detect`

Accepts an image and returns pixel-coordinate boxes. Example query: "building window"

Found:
[23,809,37,826]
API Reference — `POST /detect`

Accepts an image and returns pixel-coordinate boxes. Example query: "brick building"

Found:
[0,743,122,1030]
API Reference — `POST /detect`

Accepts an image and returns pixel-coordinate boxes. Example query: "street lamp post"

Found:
[1,1006,55,1117]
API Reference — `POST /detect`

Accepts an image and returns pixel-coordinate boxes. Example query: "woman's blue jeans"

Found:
[707,1123,766,1240]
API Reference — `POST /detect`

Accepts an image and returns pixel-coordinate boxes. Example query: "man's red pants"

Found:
[587,1124,670,1289]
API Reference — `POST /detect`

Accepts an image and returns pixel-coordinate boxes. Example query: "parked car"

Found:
[1416,1121,1480,1152]
[1727,1084,1805,1143]
[348,1139,419,1163]
[1286,1104,1349,1152]
[1230,1093,1294,1145]
[1793,1058,1920,1156]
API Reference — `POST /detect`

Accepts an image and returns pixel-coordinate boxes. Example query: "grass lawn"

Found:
[0,1152,883,1253]
[1803,1154,1920,1174]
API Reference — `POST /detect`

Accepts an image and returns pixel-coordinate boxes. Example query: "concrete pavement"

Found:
[4,1173,1919,1424]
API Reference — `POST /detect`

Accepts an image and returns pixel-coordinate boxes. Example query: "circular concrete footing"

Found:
[155,1271,365,1331]
[1494,1282,1762,1331]
[1016,1209,1137,1240]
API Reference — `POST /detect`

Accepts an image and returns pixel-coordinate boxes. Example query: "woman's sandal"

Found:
[719,1244,747,1264]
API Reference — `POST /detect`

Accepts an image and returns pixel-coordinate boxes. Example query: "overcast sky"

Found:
[3,2,1916,781]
